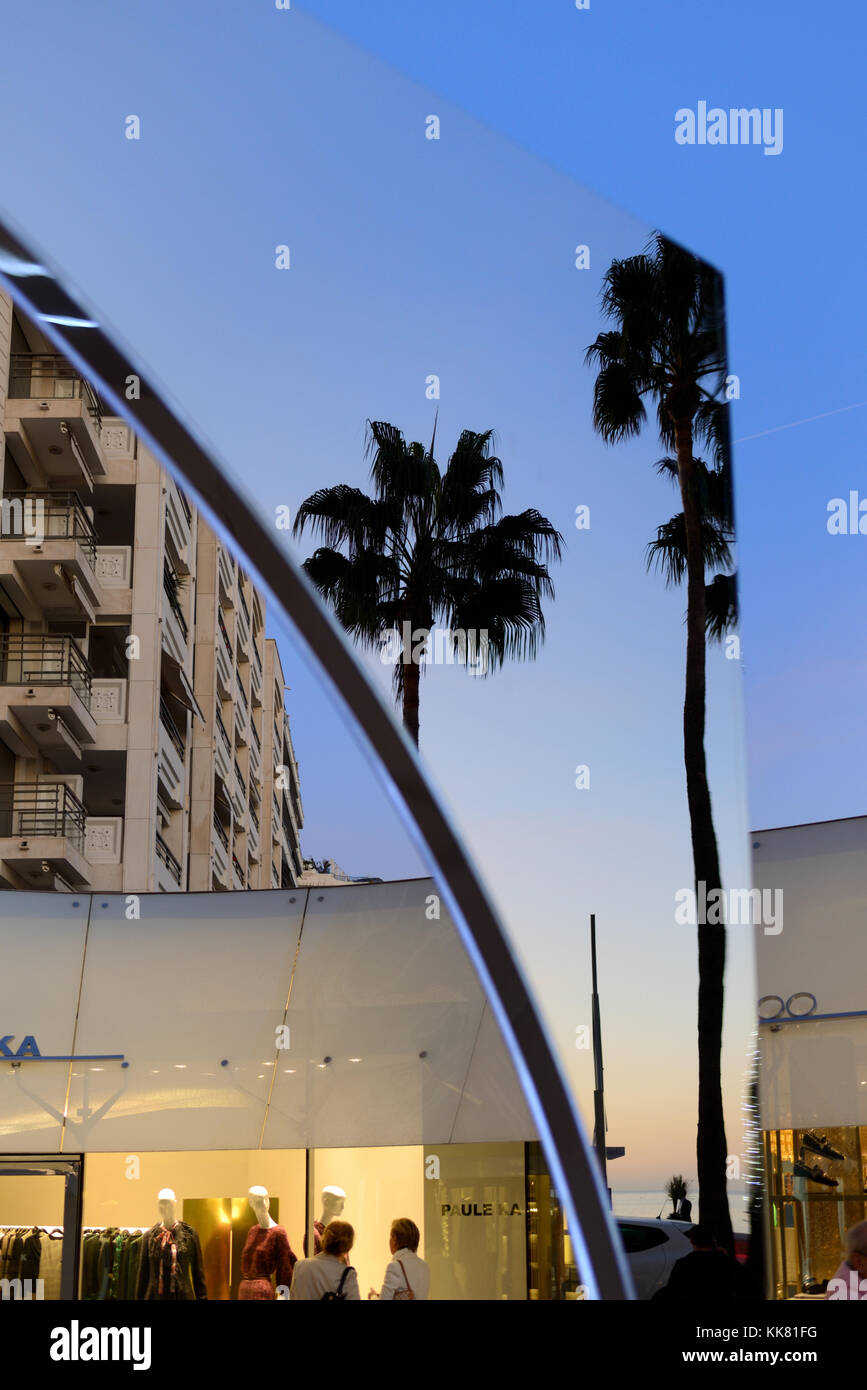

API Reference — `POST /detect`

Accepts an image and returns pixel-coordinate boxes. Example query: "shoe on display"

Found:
[802,1130,845,1162]
[793,1160,839,1187]
[801,1279,828,1295]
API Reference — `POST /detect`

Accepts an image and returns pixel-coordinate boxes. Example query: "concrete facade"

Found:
[0,292,303,893]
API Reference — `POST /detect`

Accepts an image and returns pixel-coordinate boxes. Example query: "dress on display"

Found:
[238,1223,298,1300]
[303,1220,325,1256]
[136,1220,208,1301]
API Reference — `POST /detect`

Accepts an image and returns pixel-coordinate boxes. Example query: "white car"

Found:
[616,1218,696,1299]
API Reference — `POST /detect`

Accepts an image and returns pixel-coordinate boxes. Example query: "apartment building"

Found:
[0,293,303,893]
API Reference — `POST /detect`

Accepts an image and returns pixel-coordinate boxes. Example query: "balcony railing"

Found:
[176,485,193,527]
[155,831,182,884]
[0,490,97,569]
[251,722,261,753]
[0,781,87,850]
[235,676,248,718]
[232,853,246,887]
[250,803,260,830]
[163,564,188,639]
[8,353,103,434]
[237,585,250,626]
[215,707,231,754]
[0,634,93,706]
[217,607,232,656]
[234,759,246,795]
[213,813,229,851]
[159,696,185,759]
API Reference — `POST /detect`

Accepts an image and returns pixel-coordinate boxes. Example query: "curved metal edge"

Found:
[0,216,633,1300]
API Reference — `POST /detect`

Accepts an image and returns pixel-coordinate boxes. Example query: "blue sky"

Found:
[0,0,858,1190]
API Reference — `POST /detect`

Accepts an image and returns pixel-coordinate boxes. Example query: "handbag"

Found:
[321,1265,354,1301]
[394,1258,415,1301]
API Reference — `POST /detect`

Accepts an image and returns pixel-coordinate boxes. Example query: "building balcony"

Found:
[0,492,102,621]
[248,727,262,784]
[228,770,246,824]
[0,634,97,760]
[234,700,248,748]
[155,831,183,890]
[236,593,251,663]
[165,476,193,571]
[235,673,249,723]
[211,812,230,883]
[215,617,233,700]
[248,807,260,862]
[0,780,90,886]
[162,564,189,663]
[5,354,106,484]
[158,697,186,809]
[234,757,246,798]
[214,708,232,783]
[250,650,263,707]
[217,543,235,607]
[272,795,281,846]
[251,589,264,635]
[232,853,246,890]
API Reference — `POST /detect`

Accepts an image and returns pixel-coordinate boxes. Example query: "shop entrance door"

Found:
[0,1154,83,1300]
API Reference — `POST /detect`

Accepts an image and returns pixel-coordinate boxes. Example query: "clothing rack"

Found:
[0,1224,64,1299]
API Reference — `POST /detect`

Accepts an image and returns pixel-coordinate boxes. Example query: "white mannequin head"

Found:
[157,1188,177,1226]
[248,1184,276,1229]
[320,1185,346,1222]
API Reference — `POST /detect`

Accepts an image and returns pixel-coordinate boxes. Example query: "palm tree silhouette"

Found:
[293,419,563,747]
[586,232,736,1250]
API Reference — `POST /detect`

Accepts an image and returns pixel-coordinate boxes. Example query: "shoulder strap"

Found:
[397,1259,414,1296]
[337,1264,354,1296]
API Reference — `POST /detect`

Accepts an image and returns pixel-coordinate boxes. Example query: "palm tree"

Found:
[646,454,737,640]
[586,232,735,1251]
[292,420,563,747]
[664,1174,689,1219]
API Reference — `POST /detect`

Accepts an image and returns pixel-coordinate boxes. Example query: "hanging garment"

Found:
[136,1221,208,1301]
[122,1233,143,1301]
[82,1231,102,1300]
[303,1220,325,1256]
[103,1230,125,1300]
[19,1228,41,1284]
[96,1229,118,1301]
[40,1232,64,1301]
[238,1224,298,1300]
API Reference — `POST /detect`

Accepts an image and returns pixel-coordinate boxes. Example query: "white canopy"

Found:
[0,879,537,1151]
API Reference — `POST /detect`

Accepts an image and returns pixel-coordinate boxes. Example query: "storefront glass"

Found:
[764,1127,867,1299]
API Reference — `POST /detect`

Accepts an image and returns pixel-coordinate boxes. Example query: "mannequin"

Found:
[305,1185,347,1256]
[238,1185,298,1300]
[136,1189,208,1300]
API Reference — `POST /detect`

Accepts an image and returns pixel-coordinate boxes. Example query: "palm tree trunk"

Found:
[674,414,733,1254]
[402,658,421,747]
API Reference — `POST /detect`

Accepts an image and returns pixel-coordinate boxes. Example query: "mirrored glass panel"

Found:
[0,4,758,1303]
